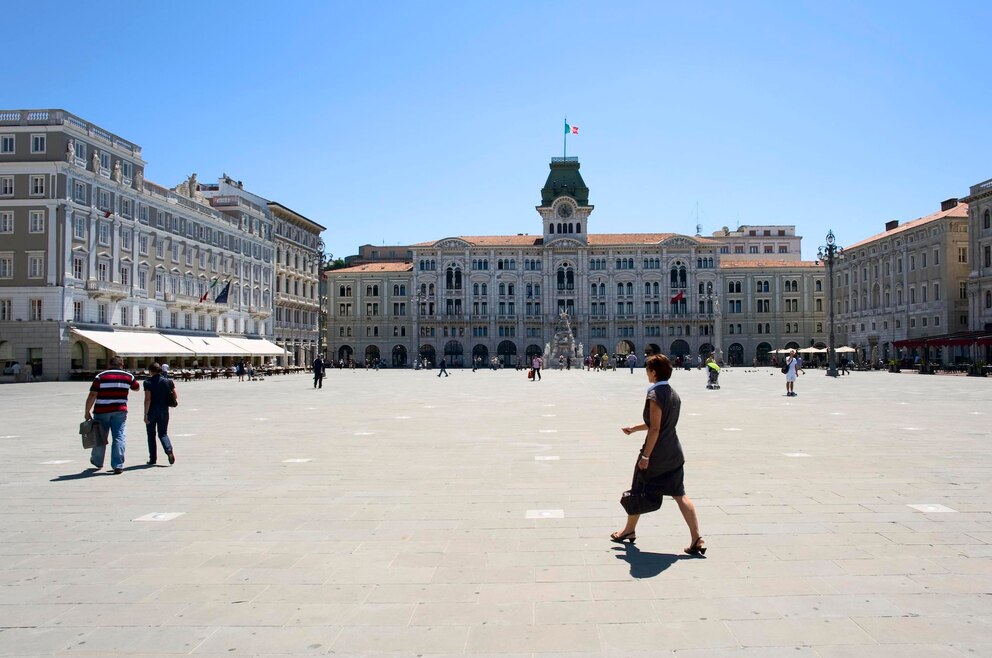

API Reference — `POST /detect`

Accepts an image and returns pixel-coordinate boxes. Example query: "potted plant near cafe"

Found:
[969,361,987,377]
[888,359,901,373]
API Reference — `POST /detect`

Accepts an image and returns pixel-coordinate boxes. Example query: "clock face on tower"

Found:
[556,203,573,218]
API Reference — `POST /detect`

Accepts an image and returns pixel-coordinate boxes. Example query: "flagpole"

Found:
[563,116,567,159]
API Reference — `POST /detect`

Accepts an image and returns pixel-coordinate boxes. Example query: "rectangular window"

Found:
[98,304,107,324]
[97,189,111,210]
[98,223,110,246]
[0,176,12,196]
[120,198,132,218]
[0,255,12,279]
[121,229,132,251]
[28,255,44,278]
[30,175,45,196]
[74,140,86,161]
[0,211,12,233]
[139,235,148,255]
[30,299,43,321]
[0,299,9,321]
[120,306,130,326]
[749,246,759,254]
[72,256,84,280]
[30,134,46,153]
[138,307,145,327]
[0,134,14,153]
[137,269,146,290]
[73,180,87,203]
[73,301,82,321]
[119,266,129,286]
[100,152,110,172]
[28,210,45,233]
[97,261,109,282]
[959,247,968,263]
[934,249,939,265]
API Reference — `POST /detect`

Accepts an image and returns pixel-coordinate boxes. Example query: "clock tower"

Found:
[537,157,593,245]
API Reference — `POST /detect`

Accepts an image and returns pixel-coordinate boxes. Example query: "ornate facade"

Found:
[833,199,971,362]
[962,177,992,335]
[326,158,827,368]
[0,109,319,377]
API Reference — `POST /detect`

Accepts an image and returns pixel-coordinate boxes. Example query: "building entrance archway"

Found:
[728,343,744,366]
[391,345,407,367]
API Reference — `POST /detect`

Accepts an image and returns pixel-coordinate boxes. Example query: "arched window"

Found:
[339,286,346,297]
[625,282,633,295]
[647,282,654,295]
[617,283,624,296]
[557,263,575,291]
[986,290,991,308]
[985,209,991,230]
[576,223,581,233]
[549,223,555,234]
[498,283,506,296]
[653,282,659,295]
[428,283,435,295]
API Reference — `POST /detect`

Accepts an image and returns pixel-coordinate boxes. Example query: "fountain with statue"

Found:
[543,311,582,368]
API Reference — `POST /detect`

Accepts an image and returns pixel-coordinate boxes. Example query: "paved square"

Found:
[1,366,990,655]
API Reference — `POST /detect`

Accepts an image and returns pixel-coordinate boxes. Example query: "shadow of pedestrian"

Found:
[51,462,156,481]
[612,544,692,578]
[51,469,109,481]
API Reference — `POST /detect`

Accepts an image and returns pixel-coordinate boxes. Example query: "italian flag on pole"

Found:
[565,122,579,135]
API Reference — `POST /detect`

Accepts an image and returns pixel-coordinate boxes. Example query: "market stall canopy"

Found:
[221,336,286,356]
[71,328,194,357]
[163,334,249,356]
[797,347,821,354]
[834,346,856,353]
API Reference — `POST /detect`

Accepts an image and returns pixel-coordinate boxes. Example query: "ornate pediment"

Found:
[435,238,469,249]
[545,237,585,249]
[660,236,698,248]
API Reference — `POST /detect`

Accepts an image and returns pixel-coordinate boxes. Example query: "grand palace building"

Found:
[326,158,827,368]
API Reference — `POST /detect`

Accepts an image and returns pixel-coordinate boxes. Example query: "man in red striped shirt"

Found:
[84,355,140,474]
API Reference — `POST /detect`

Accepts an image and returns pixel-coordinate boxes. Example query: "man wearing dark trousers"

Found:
[437,358,449,377]
[313,356,325,389]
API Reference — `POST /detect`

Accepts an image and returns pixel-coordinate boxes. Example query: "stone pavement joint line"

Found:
[1,368,990,655]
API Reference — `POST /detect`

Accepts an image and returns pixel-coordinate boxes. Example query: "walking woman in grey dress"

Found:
[611,354,705,555]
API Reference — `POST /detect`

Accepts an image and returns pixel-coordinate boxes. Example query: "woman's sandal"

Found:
[610,530,636,544]
[684,537,706,556]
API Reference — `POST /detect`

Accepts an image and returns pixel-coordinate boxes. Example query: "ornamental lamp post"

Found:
[817,230,843,378]
[410,288,427,369]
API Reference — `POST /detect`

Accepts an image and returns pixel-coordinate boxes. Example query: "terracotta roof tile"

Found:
[411,233,721,248]
[844,203,969,251]
[327,262,413,274]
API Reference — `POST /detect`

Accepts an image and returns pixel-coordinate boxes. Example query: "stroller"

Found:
[705,362,721,389]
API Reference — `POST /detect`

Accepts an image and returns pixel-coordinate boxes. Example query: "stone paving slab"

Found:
[0,366,989,655]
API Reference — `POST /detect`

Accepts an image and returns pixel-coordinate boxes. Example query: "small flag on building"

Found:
[670,291,685,303]
[214,281,232,304]
[199,277,219,302]
[565,122,579,135]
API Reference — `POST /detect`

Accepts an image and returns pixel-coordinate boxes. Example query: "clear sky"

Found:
[6,1,990,260]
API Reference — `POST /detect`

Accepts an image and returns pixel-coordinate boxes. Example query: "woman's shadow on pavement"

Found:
[612,543,698,578]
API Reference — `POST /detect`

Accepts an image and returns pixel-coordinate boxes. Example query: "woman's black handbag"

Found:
[620,474,663,515]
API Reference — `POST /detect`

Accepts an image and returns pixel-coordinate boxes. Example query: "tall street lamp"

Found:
[410,288,427,369]
[817,230,843,378]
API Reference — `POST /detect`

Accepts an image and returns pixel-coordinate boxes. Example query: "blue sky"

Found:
[7,1,990,260]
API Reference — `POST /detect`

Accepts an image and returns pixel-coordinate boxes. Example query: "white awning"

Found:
[70,329,195,357]
[162,334,250,356]
[220,336,287,356]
